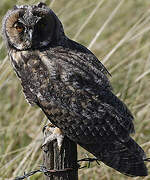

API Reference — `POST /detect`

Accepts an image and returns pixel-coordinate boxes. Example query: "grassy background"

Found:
[0,0,150,179]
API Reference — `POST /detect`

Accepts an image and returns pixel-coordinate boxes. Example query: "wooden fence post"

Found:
[43,134,78,180]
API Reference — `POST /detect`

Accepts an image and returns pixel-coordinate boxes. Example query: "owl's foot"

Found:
[42,123,64,152]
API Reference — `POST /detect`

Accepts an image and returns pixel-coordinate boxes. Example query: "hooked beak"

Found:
[27,29,33,42]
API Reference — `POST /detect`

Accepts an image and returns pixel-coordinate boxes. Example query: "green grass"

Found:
[0,0,150,179]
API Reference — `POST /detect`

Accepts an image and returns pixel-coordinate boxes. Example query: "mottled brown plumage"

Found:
[2,2,148,177]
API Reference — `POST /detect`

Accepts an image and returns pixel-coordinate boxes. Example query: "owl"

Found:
[2,2,149,177]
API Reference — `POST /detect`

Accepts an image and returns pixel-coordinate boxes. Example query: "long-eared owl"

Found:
[2,2,148,177]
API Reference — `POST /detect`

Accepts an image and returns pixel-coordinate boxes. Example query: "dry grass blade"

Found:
[102,9,150,64]
[73,0,105,40]
[135,69,150,82]
[88,0,125,50]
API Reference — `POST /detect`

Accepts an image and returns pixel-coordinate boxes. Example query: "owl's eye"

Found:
[14,23,24,33]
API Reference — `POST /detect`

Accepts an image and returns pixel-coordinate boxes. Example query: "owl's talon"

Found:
[42,123,64,152]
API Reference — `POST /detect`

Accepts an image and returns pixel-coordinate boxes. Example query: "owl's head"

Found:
[2,2,65,50]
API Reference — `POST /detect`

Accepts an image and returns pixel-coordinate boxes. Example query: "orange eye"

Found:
[16,25,24,33]
[14,22,24,33]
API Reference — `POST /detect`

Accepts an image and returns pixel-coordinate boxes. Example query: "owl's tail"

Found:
[79,137,148,177]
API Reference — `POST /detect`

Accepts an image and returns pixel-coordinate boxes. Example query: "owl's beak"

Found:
[27,29,33,42]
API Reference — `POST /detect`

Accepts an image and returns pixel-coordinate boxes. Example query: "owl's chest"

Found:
[9,50,60,106]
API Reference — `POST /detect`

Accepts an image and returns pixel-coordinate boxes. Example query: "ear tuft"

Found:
[13,5,19,10]
[37,2,47,8]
